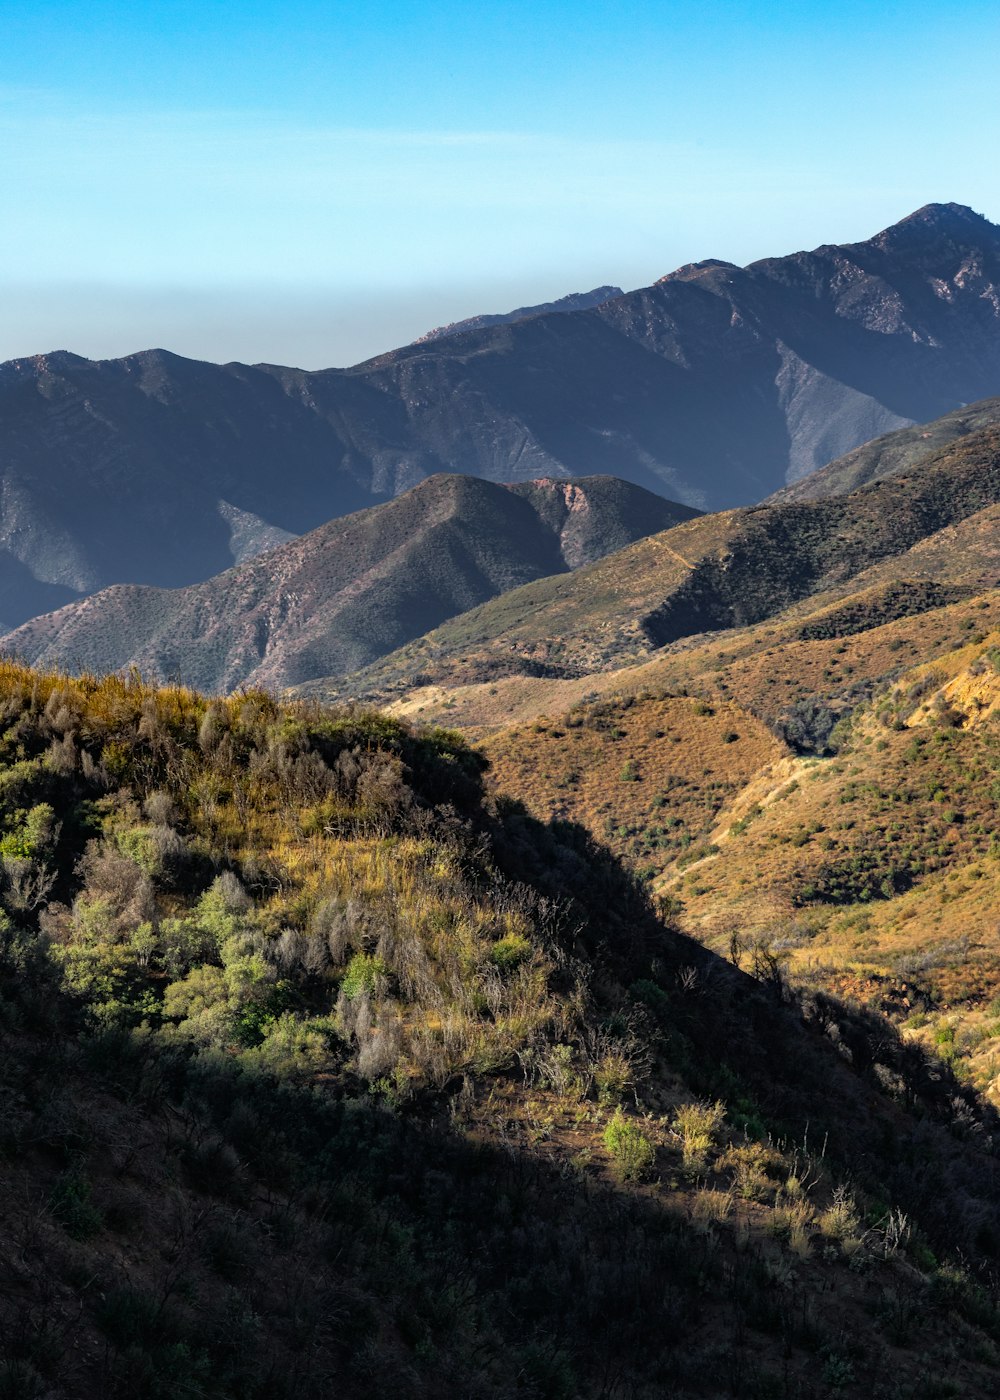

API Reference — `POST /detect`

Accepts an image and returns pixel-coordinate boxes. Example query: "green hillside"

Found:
[3,664,1000,1396]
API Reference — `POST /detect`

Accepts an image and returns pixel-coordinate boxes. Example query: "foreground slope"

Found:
[1,203,998,630]
[2,666,1000,1396]
[0,474,696,691]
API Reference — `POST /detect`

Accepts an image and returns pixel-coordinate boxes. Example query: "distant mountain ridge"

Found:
[0,202,997,632]
[414,285,624,342]
[0,473,696,692]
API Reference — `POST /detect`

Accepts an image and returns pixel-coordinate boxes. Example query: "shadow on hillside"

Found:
[3,876,1000,1400]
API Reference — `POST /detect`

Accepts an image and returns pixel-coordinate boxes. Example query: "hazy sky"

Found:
[3,0,999,368]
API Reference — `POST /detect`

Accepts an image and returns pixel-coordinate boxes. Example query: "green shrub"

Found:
[489,934,532,971]
[340,952,389,1000]
[49,1167,102,1240]
[0,802,57,860]
[602,1108,655,1181]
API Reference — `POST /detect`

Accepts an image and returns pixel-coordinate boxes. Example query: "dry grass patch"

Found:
[483,693,785,883]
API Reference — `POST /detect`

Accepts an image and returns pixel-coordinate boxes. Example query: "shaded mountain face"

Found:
[0,203,996,633]
[767,394,1000,504]
[414,284,624,341]
[342,202,1000,512]
[0,349,370,630]
[0,473,697,693]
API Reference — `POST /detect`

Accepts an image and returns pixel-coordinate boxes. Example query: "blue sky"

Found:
[2,0,998,366]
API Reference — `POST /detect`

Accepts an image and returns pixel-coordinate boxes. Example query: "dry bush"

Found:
[673,1100,726,1173]
[818,1184,862,1243]
[73,842,156,939]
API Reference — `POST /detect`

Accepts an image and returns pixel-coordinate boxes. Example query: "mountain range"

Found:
[280,408,1000,708]
[0,201,997,633]
[0,474,695,691]
[8,396,1000,698]
[413,283,624,341]
[7,204,1000,1398]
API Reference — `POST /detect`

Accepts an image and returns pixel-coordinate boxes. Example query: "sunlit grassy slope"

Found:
[483,694,786,883]
[478,627,1000,1116]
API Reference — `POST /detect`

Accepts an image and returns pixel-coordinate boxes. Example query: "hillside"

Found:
[655,634,1000,1107]
[482,694,789,885]
[3,665,1000,1396]
[0,474,696,692]
[767,395,1000,504]
[472,632,1000,1122]
[304,419,1000,712]
[1,203,999,631]
[375,502,1000,1139]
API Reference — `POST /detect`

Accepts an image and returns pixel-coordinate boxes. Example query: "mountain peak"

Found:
[871,201,999,250]
[657,258,739,285]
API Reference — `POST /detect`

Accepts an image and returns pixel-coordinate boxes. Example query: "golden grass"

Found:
[464,632,1000,1107]
[381,585,1000,738]
[482,693,786,882]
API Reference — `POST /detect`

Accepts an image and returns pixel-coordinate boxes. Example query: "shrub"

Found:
[0,802,58,860]
[603,1108,655,1181]
[592,1052,634,1104]
[49,1167,102,1240]
[818,1184,861,1242]
[489,933,532,971]
[340,952,389,1000]
[674,1100,725,1172]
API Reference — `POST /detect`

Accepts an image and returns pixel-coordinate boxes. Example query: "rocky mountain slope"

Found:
[0,202,997,631]
[0,474,696,692]
[767,394,1000,504]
